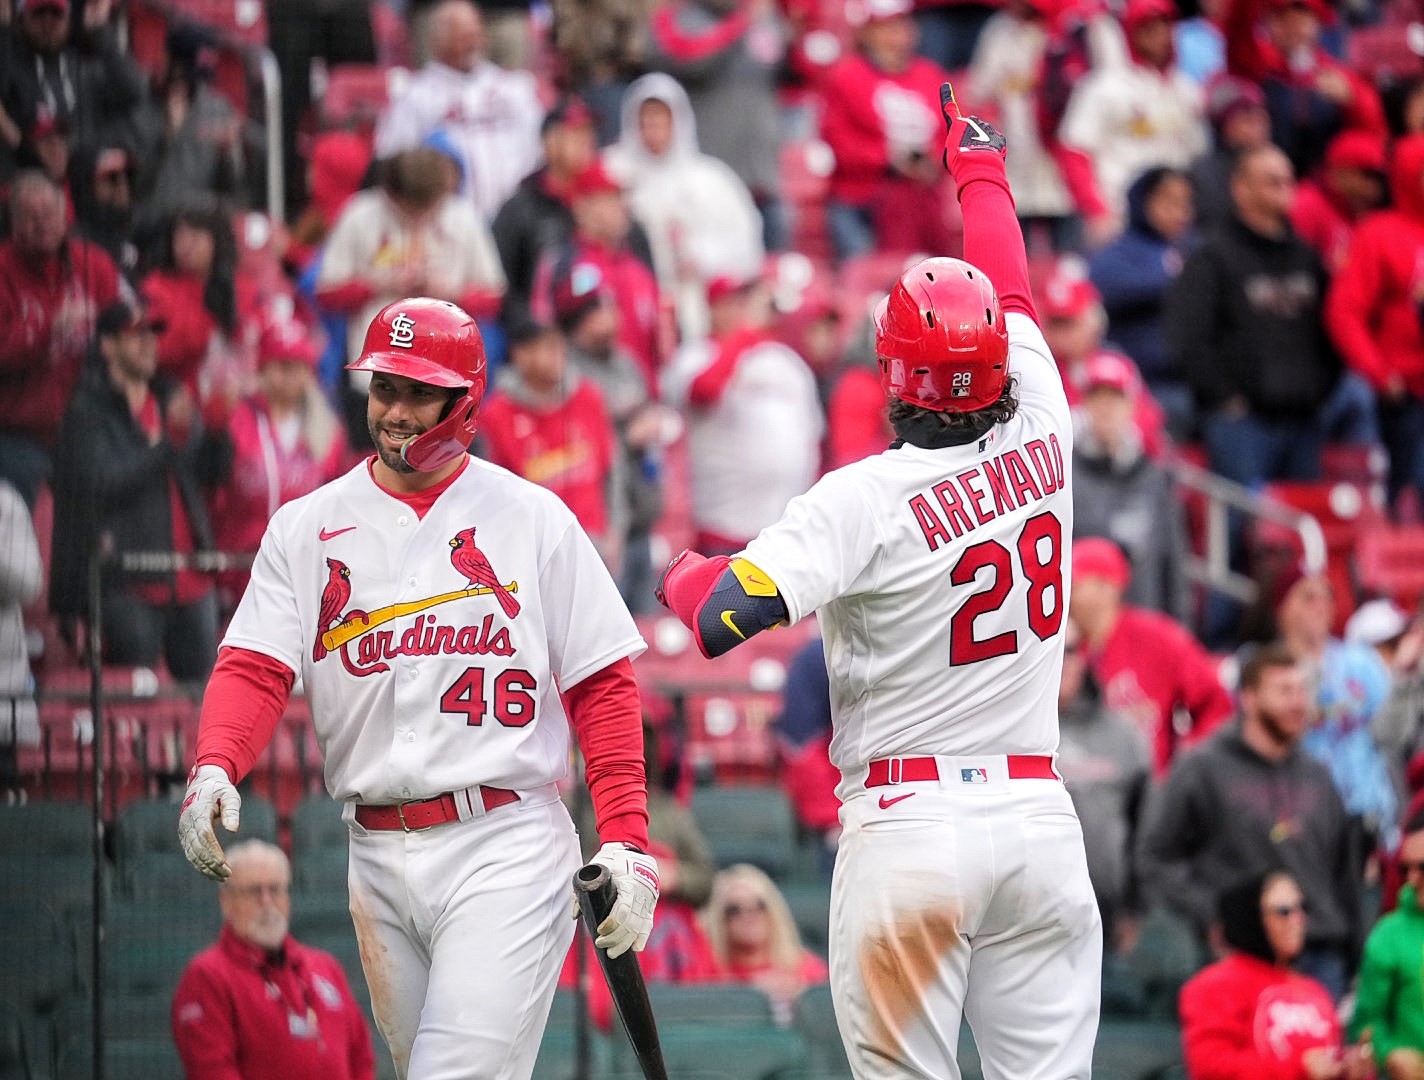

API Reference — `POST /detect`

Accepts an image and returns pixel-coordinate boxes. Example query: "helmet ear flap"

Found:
[399,390,481,472]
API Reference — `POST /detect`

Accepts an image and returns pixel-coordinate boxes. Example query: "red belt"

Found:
[865,755,1059,787]
[354,787,520,831]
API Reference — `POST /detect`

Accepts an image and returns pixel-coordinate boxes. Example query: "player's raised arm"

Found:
[939,83,1037,325]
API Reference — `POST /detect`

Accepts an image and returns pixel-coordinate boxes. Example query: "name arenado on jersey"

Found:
[908,435,1066,552]
[340,613,515,677]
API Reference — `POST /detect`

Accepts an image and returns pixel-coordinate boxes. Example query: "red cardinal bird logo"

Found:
[449,527,521,619]
[314,557,352,661]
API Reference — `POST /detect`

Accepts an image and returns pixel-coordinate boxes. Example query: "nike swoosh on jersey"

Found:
[319,526,357,541]
[877,793,916,810]
[720,610,747,640]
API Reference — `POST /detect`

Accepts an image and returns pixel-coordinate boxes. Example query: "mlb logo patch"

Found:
[960,768,989,784]
[950,386,972,398]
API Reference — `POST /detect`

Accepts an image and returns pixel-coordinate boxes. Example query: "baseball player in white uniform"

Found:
[178,298,661,1080]
[657,86,1102,1079]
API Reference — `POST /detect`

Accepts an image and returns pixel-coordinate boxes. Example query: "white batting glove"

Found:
[178,765,242,881]
[589,842,660,958]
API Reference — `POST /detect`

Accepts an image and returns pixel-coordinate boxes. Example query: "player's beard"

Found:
[369,418,423,474]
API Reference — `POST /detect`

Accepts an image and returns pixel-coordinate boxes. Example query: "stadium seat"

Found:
[291,794,351,893]
[691,784,799,878]
[781,879,832,956]
[1347,24,1424,84]
[683,691,784,782]
[792,984,849,1076]
[1091,1018,1184,1079]
[321,64,408,129]
[1357,525,1424,613]
[1121,906,1204,1020]
[534,989,608,1080]
[0,800,91,855]
[0,900,76,1013]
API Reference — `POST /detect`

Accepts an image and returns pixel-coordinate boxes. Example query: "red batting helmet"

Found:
[875,257,1009,413]
[347,297,488,472]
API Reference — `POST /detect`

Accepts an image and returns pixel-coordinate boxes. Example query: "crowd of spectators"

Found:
[5,0,1424,1070]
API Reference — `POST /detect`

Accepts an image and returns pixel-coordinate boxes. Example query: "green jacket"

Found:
[1350,883,1424,1062]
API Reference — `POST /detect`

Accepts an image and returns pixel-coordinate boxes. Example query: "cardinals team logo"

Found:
[313,528,521,676]
[389,313,416,348]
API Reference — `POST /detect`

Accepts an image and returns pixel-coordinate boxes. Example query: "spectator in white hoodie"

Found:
[603,73,764,342]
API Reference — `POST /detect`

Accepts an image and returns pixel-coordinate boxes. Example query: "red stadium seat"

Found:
[320,63,406,130]
[1347,25,1424,84]
[682,690,783,782]
[1356,525,1424,613]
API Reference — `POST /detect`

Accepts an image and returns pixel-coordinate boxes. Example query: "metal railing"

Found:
[1169,457,1329,604]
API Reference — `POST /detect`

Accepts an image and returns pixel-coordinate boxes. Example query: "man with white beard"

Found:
[172,841,375,1080]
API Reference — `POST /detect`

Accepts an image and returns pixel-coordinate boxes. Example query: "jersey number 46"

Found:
[949,512,1064,666]
[440,667,538,726]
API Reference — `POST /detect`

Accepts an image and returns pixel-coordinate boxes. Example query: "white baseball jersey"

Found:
[742,313,1071,777]
[374,60,544,222]
[223,457,645,803]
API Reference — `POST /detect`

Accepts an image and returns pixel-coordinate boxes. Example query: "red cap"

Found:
[1324,129,1387,174]
[1072,537,1131,589]
[1123,0,1177,28]
[706,274,755,306]
[1040,263,1100,320]
[1078,350,1140,395]
[568,160,621,200]
[259,320,319,367]
[1264,0,1333,21]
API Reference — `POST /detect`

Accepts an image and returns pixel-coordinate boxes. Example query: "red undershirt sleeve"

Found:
[193,646,296,783]
[953,159,1038,322]
[563,657,650,851]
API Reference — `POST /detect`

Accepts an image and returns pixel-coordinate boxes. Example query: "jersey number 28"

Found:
[949,512,1064,665]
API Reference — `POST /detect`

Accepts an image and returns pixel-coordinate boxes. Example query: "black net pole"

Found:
[86,547,105,1080]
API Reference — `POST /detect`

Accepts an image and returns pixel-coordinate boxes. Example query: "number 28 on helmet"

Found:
[874,257,1009,413]
[347,297,488,472]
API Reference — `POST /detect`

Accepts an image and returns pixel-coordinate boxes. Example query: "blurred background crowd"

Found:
[4,0,1424,1073]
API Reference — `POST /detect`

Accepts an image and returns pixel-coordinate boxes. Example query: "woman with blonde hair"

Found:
[701,864,828,1024]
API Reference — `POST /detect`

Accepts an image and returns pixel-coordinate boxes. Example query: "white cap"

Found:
[1344,598,1410,647]
[849,0,914,26]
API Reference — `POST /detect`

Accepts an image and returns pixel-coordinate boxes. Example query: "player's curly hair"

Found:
[888,376,1020,449]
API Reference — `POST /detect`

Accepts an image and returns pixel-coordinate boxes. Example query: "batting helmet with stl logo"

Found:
[874,257,1009,413]
[347,297,488,471]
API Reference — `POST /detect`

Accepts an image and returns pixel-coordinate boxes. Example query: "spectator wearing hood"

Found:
[1058,0,1207,238]
[0,170,121,508]
[0,0,146,180]
[1190,73,1273,233]
[1088,166,1197,438]
[68,141,139,283]
[1325,135,1424,513]
[1223,0,1385,177]
[1072,353,1189,620]
[817,0,956,259]
[1351,811,1424,1076]
[604,73,764,343]
[1179,869,1373,1079]
[645,0,786,250]
[1292,129,1388,276]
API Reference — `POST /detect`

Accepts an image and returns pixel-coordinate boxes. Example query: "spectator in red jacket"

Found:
[1071,537,1235,777]
[0,169,122,508]
[1224,0,1386,178]
[1291,129,1388,276]
[1178,869,1372,1079]
[531,161,667,392]
[1325,134,1424,514]
[172,840,375,1080]
[817,0,957,259]
[141,198,257,418]
[207,320,348,600]
[477,319,617,551]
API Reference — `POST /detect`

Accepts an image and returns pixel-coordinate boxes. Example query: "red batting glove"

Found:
[940,82,1010,194]
[654,550,732,657]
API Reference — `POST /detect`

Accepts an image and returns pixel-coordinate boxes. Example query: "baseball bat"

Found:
[573,864,670,1080]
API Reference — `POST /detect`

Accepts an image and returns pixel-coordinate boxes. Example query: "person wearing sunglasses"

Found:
[700,864,827,1026]
[1179,869,1373,1079]
[1351,809,1424,1079]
